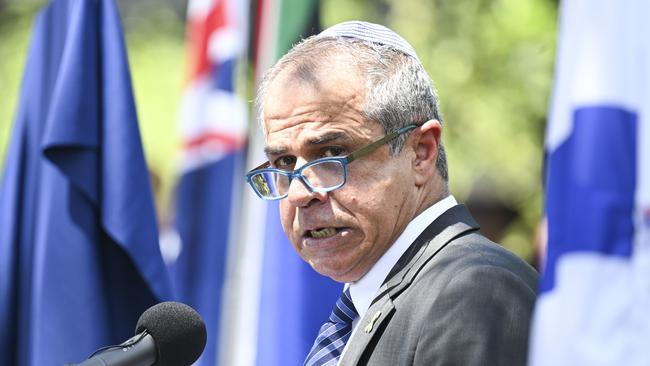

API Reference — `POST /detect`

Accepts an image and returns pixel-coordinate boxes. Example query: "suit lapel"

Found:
[385,204,479,287]
[339,205,479,365]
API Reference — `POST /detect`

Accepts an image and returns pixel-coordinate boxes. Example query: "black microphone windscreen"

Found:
[135,301,207,366]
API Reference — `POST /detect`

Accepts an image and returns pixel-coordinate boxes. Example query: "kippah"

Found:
[317,20,419,59]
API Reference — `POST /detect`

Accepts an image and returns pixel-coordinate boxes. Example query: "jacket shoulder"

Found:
[361,233,538,366]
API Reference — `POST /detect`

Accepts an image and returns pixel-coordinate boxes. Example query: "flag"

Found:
[529,0,650,364]
[170,0,249,365]
[0,0,172,365]
[219,1,342,365]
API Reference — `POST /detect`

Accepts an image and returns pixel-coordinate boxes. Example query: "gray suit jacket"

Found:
[340,205,538,366]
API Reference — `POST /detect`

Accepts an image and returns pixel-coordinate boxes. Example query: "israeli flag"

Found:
[529,0,650,364]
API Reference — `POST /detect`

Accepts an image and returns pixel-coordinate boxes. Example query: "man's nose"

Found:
[286,166,327,207]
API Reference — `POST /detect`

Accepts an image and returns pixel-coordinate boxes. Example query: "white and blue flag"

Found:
[530,0,650,364]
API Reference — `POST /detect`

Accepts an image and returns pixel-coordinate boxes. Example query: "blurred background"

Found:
[1,0,557,365]
[6,2,649,366]
[0,0,558,265]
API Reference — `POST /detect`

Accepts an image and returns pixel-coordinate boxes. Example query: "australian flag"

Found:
[168,0,248,365]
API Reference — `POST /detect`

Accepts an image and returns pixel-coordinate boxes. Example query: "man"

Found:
[246,21,538,366]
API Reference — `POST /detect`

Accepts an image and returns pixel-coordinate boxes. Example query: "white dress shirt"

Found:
[339,195,457,361]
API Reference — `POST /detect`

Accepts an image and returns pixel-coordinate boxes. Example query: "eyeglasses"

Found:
[245,124,418,200]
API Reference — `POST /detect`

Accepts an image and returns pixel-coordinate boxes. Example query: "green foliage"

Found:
[124,12,185,218]
[0,2,42,174]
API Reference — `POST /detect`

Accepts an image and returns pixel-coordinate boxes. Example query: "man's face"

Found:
[261,65,418,282]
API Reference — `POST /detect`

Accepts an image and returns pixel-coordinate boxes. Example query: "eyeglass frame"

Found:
[245,124,419,200]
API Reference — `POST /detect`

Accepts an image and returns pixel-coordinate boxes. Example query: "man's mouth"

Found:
[308,227,337,239]
[307,227,341,239]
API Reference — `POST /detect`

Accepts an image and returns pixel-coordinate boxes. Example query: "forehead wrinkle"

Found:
[306,131,349,145]
[263,72,366,133]
[263,130,352,158]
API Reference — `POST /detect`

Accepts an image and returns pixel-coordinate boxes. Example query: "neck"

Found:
[412,176,449,220]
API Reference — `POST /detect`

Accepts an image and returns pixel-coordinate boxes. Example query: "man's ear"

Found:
[412,119,442,186]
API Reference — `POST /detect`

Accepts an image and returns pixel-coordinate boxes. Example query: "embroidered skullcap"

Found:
[317,20,419,59]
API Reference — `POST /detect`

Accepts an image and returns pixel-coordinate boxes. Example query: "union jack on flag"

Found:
[180,0,248,169]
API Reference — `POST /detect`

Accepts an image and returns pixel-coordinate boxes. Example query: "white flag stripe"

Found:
[545,0,648,151]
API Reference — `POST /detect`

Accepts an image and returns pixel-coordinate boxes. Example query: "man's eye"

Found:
[322,147,345,158]
[274,156,296,168]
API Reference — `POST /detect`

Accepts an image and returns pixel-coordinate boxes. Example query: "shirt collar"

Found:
[347,195,457,322]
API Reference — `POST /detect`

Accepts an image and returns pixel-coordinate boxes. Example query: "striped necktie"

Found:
[304,289,358,366]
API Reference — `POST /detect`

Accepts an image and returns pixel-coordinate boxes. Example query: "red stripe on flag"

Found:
[184,131,246,152]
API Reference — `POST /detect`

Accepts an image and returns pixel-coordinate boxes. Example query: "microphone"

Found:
[70,301,207,366]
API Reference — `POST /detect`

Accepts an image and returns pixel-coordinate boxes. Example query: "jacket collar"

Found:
[340,204,479,365]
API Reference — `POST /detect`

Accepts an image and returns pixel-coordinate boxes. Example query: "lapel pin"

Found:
[364,311,382,333]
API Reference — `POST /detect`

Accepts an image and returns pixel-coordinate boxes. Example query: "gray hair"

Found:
[256,35,448,182]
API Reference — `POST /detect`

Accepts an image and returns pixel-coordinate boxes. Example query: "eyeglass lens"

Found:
[251,160,345,198]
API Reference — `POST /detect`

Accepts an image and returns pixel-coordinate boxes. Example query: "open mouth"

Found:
[307,227,341,239]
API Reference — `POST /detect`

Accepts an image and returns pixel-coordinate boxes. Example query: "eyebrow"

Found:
[263,131,350,157]
[264,145,288,156]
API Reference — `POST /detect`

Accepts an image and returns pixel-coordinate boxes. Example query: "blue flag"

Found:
[529,0,650,364]
[0,0,172,364]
